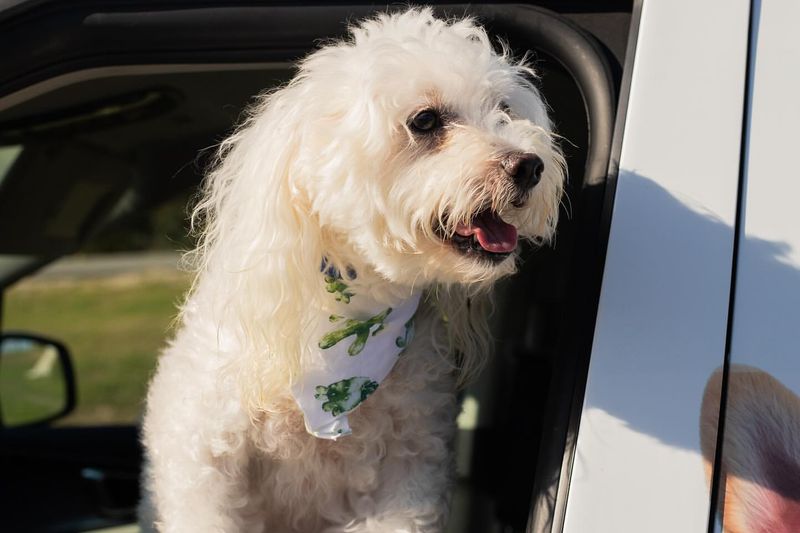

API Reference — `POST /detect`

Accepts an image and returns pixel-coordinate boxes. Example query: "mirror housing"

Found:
[0,332,76,428]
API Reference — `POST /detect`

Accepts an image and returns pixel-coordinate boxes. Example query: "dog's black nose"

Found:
[502,153,544,191]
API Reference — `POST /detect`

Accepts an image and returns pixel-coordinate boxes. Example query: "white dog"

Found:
[140,7,564,532]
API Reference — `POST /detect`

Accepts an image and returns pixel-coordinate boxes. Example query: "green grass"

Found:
[4,275,191,425]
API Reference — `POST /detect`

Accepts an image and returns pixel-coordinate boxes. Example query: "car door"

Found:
[563,0,751,531]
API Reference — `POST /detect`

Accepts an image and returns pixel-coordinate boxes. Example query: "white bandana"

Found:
[291,260,421,440]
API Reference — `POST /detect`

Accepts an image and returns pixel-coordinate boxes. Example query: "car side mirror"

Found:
[0,332,76,428]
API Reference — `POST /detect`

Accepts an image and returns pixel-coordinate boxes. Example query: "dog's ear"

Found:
[701,366,800,533]
[187,83,324,406]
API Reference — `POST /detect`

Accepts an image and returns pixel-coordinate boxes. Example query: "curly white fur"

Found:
[140,8,564,532]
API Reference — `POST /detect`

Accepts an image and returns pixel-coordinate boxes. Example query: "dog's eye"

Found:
[409,110,441,133]
[500,101,512,114]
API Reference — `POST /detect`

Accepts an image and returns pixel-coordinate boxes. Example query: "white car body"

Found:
[565,0,800,531]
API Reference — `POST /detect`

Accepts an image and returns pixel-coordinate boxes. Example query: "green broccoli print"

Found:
[320,258,356,303]
[324,275,354,304]
[314,376,379,416]
[395,317,415,349]
[319,308,392,356]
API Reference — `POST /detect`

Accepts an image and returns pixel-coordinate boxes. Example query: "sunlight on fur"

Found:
[141,8,565,532]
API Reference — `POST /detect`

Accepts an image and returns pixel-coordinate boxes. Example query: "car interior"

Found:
[0,2,633,531]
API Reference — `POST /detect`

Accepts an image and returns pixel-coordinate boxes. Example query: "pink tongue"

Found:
[455,211,518,253]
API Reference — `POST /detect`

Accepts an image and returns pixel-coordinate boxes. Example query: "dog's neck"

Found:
[290,255,421,439]
[315,249,419,305]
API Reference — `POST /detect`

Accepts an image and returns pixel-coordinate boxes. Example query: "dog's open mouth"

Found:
[443,209,518,262]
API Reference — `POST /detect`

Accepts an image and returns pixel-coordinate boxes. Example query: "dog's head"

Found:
[272,8,564,288]
[197,8,564,296]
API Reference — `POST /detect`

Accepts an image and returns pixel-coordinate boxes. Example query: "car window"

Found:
[2,191,193,425]
[0,4,628,531]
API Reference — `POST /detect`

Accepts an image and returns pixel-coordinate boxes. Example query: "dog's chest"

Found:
[250,323,458,528]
